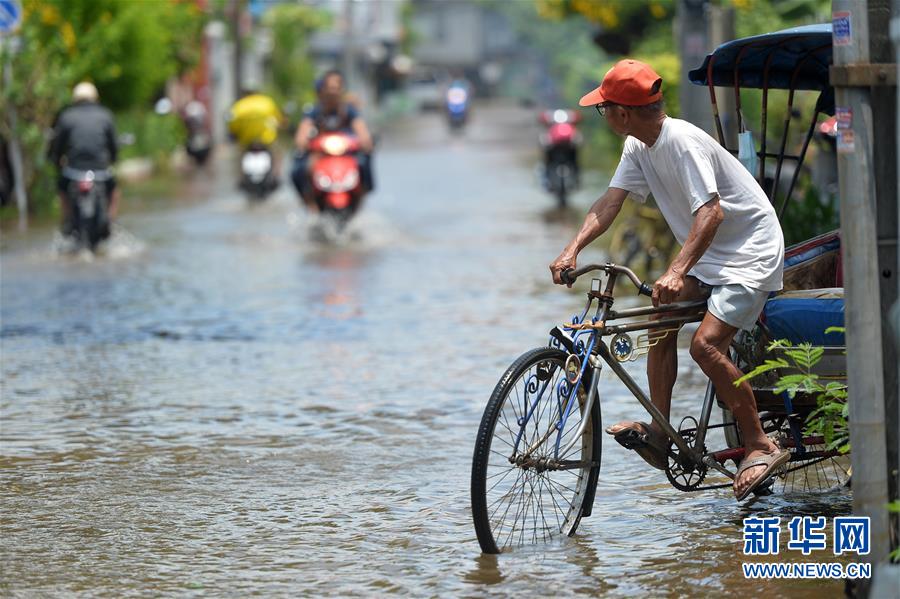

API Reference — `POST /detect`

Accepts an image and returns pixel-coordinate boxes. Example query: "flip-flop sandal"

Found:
[606,421,668,471]
[734,448,791,501]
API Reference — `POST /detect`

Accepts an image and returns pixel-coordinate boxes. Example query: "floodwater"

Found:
[1,105,851,597]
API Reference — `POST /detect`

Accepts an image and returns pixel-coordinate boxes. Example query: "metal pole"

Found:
[2,34,26,229]
[831,0,891,576]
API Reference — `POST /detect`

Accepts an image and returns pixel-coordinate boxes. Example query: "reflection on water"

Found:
[1,106,850,596]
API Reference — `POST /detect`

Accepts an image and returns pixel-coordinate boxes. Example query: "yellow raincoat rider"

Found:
[227,92,284,148]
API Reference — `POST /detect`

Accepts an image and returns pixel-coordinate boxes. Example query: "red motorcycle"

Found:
[308,132,365,230]
[539,109,582,208]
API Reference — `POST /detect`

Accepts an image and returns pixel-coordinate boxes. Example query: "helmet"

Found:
[72,81,99,103]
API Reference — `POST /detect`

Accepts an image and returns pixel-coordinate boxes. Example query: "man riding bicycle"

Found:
[549,60,786,501]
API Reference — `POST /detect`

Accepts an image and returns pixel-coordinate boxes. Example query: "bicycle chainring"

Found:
[665,426,708,492]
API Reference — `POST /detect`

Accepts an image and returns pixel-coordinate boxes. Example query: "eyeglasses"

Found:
[595,103,613,117]
[595,103,635,117]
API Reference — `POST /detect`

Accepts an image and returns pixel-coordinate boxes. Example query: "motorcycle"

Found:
[539,109,582,208]
[308,132,365,231]
[183,100,212,166]
[61,166,113,251]
[445,86,469,132]
[239,142,278,202]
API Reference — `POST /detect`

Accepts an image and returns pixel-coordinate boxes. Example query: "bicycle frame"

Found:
[513,263,730,475]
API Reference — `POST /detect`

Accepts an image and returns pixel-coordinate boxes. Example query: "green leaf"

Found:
[732,358,789,386]
[766,339,792,351]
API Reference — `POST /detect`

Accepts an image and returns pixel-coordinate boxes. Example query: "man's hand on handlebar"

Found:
[549,250,577,287]
[652,268,685,307]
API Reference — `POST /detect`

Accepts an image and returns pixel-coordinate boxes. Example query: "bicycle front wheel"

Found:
[471,347,601,554]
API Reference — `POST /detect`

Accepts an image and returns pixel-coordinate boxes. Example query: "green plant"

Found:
[889,500,900,561]
[262,4,331,110]
[734,327,848,453]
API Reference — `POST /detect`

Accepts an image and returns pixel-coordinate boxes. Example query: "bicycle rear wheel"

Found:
[471,347,601,554]
[722,408,851,493]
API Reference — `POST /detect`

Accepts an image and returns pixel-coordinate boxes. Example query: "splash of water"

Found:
[50,224,145,261]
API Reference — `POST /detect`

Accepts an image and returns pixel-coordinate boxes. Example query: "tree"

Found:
[262,4,331,110]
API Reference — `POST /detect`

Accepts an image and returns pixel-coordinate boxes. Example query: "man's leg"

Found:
[58,175,74,235]
[690,313,780,497]
[107,181,120,220]
[607,277,708,452]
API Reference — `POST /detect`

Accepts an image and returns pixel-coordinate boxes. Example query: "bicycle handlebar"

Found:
[561,264,654,297]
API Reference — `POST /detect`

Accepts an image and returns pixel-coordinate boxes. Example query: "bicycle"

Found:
[470,263,850,554]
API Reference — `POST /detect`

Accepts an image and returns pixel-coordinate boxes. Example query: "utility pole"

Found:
[830,1,891,586]
[232,0,244,100]
[342,0,356,93]
[866,4,899,573]
[892,0,900,526]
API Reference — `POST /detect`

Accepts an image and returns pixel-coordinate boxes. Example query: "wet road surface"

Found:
[1,104,851,596]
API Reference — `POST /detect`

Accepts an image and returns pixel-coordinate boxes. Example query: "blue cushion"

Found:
[764,297,845,345]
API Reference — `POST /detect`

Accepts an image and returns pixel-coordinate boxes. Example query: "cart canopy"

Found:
[688,24,832,93]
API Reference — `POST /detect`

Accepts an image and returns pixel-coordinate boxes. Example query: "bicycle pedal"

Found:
[612,428,649,450]
[752,477,776,497]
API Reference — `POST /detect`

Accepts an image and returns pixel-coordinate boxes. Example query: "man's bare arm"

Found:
[351,117,373,153]
[549,187,629,284]
[653,196,723,305]
[294,118,313,152]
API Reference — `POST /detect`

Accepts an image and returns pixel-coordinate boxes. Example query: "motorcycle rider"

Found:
[227,90,284,187]
[291,69,374,212]
[227,89,283,149]
[48,82,120,236]
[540,109,582,189]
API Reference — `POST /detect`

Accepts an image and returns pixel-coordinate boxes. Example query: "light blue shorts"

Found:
[703,283,770,331]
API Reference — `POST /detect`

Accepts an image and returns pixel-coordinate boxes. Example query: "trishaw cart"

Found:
[688,23,847,466]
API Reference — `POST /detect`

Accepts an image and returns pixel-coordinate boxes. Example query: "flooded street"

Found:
[1,105,850,596]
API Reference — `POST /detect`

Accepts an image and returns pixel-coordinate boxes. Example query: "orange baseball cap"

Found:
[579,59,663,107]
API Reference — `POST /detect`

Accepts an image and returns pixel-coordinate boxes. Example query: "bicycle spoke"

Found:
[539,472,566,533]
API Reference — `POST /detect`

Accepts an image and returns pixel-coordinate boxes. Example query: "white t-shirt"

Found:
[609,117,784,291]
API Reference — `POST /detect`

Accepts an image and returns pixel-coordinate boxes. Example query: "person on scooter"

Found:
[291,69,374,212]
[227,89,283,149]
[48,82,120,237]
[227,90,284,189]
[549,60,786,501]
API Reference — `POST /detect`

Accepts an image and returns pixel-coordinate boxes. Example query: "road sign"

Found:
[0,0,22,34]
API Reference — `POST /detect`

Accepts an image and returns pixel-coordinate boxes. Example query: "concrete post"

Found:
[867,1,899,558]
[831,0,891,574]
[676,0,713,131]
[707,4,736,148]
